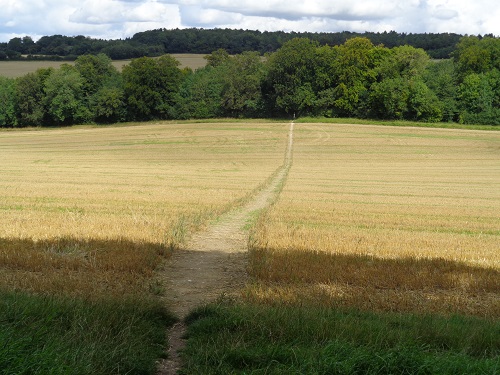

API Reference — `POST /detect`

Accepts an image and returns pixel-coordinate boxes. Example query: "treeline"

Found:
[1,35,499,127]
[0,29,471,60]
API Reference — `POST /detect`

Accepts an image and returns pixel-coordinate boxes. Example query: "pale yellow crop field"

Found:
[249,123,500,317]
[0,54,207,78]
[0,121,288,297]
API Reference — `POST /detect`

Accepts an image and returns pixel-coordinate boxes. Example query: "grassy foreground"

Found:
[182,301,500,374]
[0,290,175,375]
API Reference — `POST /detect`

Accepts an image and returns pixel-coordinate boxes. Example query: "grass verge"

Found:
[0,290,176,375]
[181,301,500,374]
[296,116,500,131]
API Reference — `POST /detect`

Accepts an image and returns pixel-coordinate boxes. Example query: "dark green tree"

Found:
[204,48,231,67]
[263,38,319,116]
[424,60,458,121]
[15,68,53,127]
[330,37,383,116]
[74,53,125,123]
[0,77,17,127]
[220,51,265,117]
[369,77,410,119]
[123,55,183,120]
[457,72,500,124]
[407,79,443,122]
[43,65,90,125]
[453,36,500,81]
[175,66,224,119]
[369,45,441,121]
[75,53,119,97]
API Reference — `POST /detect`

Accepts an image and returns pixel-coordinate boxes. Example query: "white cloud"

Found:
[0,0,499,42]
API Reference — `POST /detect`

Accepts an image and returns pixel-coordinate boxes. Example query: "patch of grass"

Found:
[296,116,500,131]
[0,290,176,375]
[182,301,500,374]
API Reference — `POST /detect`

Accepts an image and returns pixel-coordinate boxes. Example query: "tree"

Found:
[43,65,90,125]
[175,66,224,119]
[452,36,500,124]
[369,77,410,119]
[330,37,383,116]
[93,86,126,123]
[0,77,17,127]
[75,53,124,123]
[220,51,265,117]
[263,38,319,116]
[424,60,458,121]
[407,79,442,122]
[457,72,500,124]
[453,36,495,80]
[123,55,183,120]
[15,68,52,127]
[204,48,231,67]
[75,53,118,97]
[377,45,430,80]
[369,45,441,121]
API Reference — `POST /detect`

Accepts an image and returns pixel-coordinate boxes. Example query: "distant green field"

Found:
[0,54,207,78]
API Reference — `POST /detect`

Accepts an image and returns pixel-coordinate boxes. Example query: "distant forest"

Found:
[0,28,481,60]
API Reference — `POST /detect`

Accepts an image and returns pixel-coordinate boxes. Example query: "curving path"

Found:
[156,122,294,374]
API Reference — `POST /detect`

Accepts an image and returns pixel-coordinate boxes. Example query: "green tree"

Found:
[74,53,125,123]
[369,45,441,121]
[263,38,319,116]
[377,45,430,80]
[452,36,500,124]
[330,37,384,116]
[407,79,442,122]
[204,48,231,67]
[220,51,265,117]
[0,77,17,127]
[123,55,182,120]
[93,86,126,123]
[424,60,458,121]
[457,72,500,124]
[369,77,410,119]
[453,36,500,81]
[175,66,224,119]
[15,68,53,127]
[75,53,119,97]
[43,65,90,125]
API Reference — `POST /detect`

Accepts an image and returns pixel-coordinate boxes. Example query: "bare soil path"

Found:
[156,122,294,374]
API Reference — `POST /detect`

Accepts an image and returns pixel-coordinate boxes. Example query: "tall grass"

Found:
[181,301,500,374]
[0,290,175,375]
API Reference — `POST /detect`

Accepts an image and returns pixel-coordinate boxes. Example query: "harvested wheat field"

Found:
[0,54,208,78]
[248,123,500,318]
[0,121,287,298]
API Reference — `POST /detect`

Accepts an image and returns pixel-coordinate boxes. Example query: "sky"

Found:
[1,0,499,43]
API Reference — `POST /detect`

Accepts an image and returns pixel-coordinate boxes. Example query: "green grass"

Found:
[296,116,500,131]
[0,290,176,375]
[181,301,500,374]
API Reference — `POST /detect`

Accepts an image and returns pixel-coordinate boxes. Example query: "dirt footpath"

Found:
[156,122,294,374]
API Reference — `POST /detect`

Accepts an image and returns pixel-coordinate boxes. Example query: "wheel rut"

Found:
[156,122,294,375]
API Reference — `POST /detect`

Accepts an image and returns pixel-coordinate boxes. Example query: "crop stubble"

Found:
[0,121,287,298]
[248,123,500,317]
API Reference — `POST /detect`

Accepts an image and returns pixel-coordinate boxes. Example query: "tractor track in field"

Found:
[156,122,294,375]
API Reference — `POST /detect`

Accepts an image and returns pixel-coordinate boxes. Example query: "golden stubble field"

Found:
[0,54,207,78]
[0,121,288,298]
[248,123,500,318]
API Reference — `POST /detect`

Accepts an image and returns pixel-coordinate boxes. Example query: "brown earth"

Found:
[156,122,294,374]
